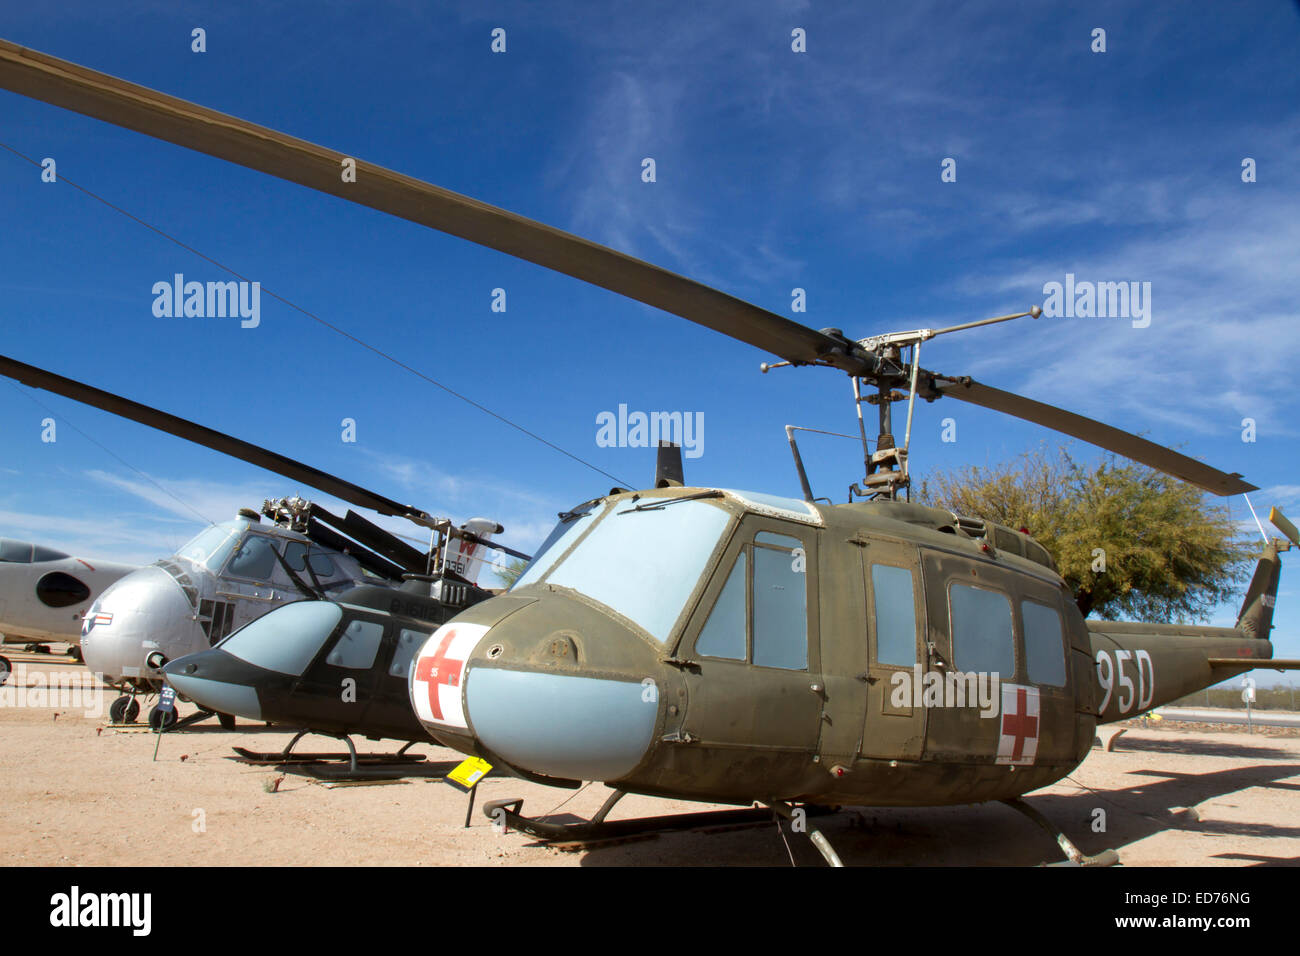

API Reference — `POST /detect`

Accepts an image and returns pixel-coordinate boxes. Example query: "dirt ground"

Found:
[2,648,1297,866]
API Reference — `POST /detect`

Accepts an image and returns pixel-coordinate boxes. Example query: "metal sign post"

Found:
[1241,677,1256,733]
[152,685,176,760]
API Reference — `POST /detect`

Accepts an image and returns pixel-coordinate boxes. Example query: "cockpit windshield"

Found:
[513,499,608,590]
[2,539,33,562]
[176,522,242,571]
[516,496,733,644]
[219,600,343,675]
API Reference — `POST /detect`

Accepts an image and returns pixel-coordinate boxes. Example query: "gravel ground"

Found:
[2,650,1296,866]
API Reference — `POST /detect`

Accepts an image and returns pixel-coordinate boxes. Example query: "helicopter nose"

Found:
[161,651,263,720]
[410,600,661,782]
[81,567,201,681]
[467,666,659,781]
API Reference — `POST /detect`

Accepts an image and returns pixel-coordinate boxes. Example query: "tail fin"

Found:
[1236,506,1296,639]
[444,518,504,586]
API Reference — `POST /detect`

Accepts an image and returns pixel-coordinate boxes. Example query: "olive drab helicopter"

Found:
[0,355,527,733]
[4,39,1299,865]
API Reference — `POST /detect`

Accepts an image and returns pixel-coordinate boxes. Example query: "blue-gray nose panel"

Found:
[466,669,656,782]
[165,675,262,720]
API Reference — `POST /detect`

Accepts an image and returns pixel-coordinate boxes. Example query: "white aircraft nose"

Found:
[81,566,203,682]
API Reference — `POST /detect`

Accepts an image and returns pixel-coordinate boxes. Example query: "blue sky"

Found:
[1,2,1298,683]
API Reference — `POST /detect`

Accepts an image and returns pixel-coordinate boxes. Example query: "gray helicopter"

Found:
[83,494,508,727]
[83,498,369,725]
[0,354,514,729]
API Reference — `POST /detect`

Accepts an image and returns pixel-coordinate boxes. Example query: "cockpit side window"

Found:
[391,628,427,678]
[283,541,340,580]
[693,528,809,671]
[225,534,280,581]
[325,619,385,670]
[695,551,747,660]
[284,542,309,570]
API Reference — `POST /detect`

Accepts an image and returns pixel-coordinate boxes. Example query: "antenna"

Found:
[784,425,862,503]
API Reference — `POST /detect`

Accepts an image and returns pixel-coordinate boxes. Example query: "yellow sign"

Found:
[446,756,492,792]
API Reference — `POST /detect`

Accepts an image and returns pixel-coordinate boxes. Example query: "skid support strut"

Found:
[1002,798,1119,867]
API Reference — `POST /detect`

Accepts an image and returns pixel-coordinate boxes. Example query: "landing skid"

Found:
[1002,797,1120,867]
[169,708,215,731]
[231,732,425,774]
[231,747,427,766]
[483,792,841,863]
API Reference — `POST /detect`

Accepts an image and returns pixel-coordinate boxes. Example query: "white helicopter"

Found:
[0,538,136,683]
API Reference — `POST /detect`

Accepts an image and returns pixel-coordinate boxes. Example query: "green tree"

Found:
[493,557,530,590]
[919,444,1254,622]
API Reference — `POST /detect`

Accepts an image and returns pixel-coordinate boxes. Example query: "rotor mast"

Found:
[796,306,1044,501]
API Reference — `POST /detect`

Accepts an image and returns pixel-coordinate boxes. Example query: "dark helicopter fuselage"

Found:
[164,581,491,743]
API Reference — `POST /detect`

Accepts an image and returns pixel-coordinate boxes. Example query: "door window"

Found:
[949,583,1014,677]
[871,564,917,667]
[753,536,807,670]
[693,530,808,671]
[325,618,385,670]
[1022,600,1066,687]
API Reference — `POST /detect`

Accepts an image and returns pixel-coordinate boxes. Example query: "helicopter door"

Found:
[919,551,1020,763]
[290,616,386,731]
[1013,584,1075,766]
[856,540,927,761]
[679,523,823,793]
[353,625,430,741]
[217,533,292,631]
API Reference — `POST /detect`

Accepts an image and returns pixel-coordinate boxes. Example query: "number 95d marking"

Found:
[1095,649,1155,716]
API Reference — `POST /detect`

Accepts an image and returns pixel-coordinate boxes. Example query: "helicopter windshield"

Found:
[177,522,242,570]
[219,600,344,675]
[523,498,733,644]
[513,499,609,590]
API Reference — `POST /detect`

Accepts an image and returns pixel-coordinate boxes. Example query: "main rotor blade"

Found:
[0,39,866,375]
[929,375,1256,497]
[0,353,432,521]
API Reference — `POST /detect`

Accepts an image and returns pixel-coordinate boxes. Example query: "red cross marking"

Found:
[1001,687,1039,761]
[414,629,463,721]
